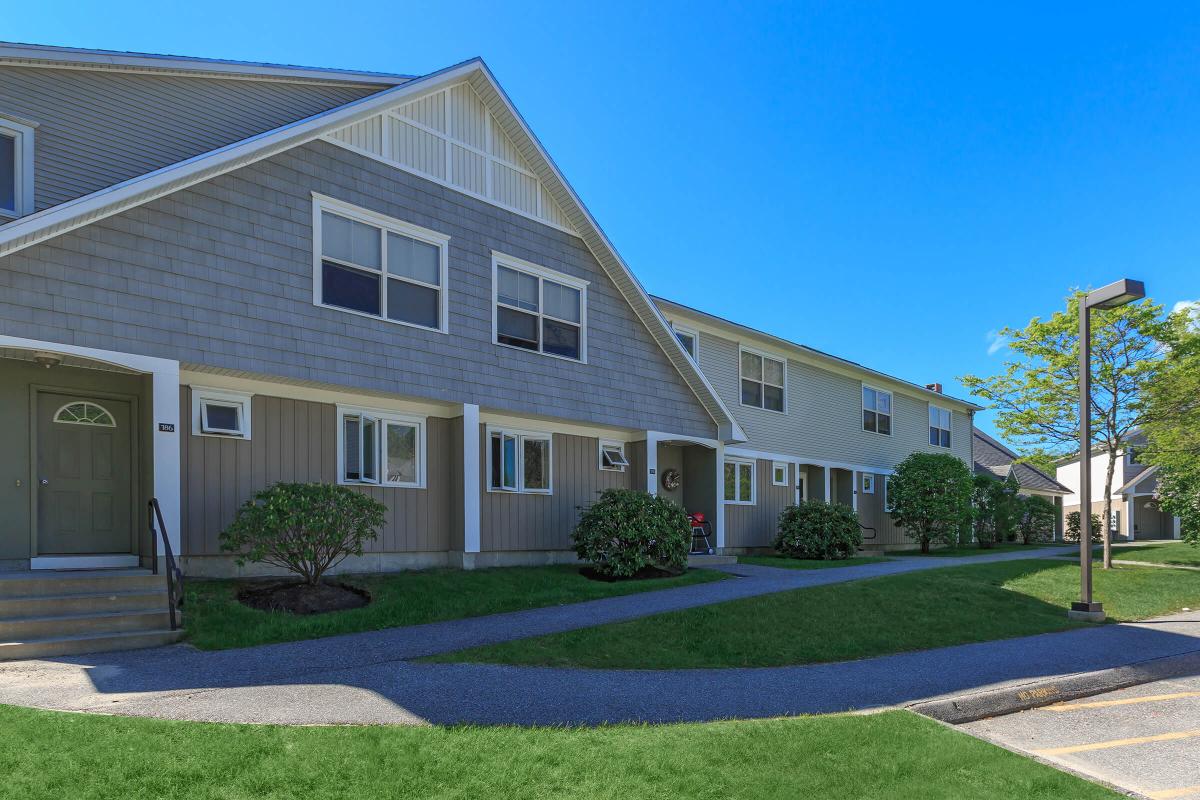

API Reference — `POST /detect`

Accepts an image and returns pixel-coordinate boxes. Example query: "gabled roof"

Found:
[0,54,745,442]
[1118,464,1158,494]
[972,428,1071,494]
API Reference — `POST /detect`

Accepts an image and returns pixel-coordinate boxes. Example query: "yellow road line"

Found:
[1145,786,1200,800]
[1035,728,1200,756]
[1044,692,1200,712]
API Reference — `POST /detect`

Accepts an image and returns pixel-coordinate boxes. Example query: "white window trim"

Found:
[796,467,809,502]
[861,473,876,494]
[771,461,788,487]
[671,322,700,363]
[0,117,35,219]
[861,383,893,437]
[491,251,589,364]
[486,424,554,494]
[929,403,952,449]
[739,346,787,414]
[599,439,628,472]
[190,386,253,439]
[883,476,895,513]
[724,456,756,505]
[336,404,427,489]
[311,193,451,334]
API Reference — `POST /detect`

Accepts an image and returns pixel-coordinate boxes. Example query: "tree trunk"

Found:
[921,539,930,554]
[1102,449,1118,569]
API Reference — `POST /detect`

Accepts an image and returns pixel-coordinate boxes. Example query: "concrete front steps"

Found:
[0,569,183,660]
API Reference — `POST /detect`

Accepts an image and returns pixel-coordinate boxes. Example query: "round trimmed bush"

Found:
[773,500,863,560]
[571,489,690,578]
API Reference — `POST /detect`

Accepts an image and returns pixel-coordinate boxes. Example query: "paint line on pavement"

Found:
[1144,786,1200,800]
[1043,692,1200,712]
[1035,729,1200,756]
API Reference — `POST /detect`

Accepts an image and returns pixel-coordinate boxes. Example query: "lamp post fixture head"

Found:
[1084,278,1146,311]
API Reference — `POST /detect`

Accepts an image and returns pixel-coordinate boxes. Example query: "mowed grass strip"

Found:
[738,555,893,570]
[184,566,727,650]
[1107,541,1200,568]
[0,705,1119,800]
[431,560,1200,669]
[893,542,1062,557]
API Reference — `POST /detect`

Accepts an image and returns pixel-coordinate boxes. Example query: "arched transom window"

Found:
[54,401,116,427]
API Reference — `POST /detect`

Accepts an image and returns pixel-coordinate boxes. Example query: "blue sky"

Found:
[9,2,1199,442]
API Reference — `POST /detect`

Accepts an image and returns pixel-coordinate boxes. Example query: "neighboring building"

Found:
[1056,436,1182,541]
[654,298,982,551]
[972,428,1070,539]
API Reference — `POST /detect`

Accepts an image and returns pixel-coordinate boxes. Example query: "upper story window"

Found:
[0,117,35,219]
[313,194,450,333]
[338,405,425,488]
[672,324,699,361]
[488,426,553,493]
[862,385,892,435]
[492,252,588,362]
[929,405,952,448]
[740,349,786,412]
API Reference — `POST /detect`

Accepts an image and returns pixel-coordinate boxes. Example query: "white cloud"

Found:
[986,330,1009,356]
[1172,300,1200,329]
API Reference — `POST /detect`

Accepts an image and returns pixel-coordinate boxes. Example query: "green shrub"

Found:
[1016,495,1057,544]
[571,489,690,578]
[773,501,863,560]
[220,482,386,585]
[1064,510,1104,543]
[888,453,974,553]
[971,473,1021,549]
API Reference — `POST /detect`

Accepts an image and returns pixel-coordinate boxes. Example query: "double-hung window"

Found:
[489,427,553,493]
[724,458,755,504]
[740,349,785,412]
[339,406,424,488]
[862,385,892,435]
[0,118,34,218]
[929,405,952,448]
[493,253,587,361]
[314,195,449,332]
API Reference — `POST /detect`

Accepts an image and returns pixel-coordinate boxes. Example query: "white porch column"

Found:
[851,470,859,512]
[714,442,725,549]
[1174,516,1183,540]
[825,468,832,504]
[646,432,659,497]
[150,360,182,558]
[462,404,480,556]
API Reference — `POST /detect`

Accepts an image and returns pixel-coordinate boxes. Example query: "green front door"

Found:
[36,393,134,555]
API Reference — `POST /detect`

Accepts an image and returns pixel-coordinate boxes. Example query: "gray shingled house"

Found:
[972,428,1070,539]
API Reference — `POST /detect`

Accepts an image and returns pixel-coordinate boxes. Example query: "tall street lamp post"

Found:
[1068,278,1145,623]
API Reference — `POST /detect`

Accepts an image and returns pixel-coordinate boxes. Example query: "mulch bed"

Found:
[236,580,371,615]
[578,565,685,583]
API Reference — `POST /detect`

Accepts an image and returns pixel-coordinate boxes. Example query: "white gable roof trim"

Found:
[0,57,745,442]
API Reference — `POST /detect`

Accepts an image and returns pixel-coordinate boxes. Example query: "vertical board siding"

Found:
[625,440,647,492]
[398,92,445,131]
[392,118,446,179]
[856,472,909,546]
[179,387,452,556]
[330,117,382,153]
[479,429,633,551]
[725,458,792,548]
[0,65,379,211]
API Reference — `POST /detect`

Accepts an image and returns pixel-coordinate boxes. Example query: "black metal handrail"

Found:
[859,522,878,541]
[148,498,183,631]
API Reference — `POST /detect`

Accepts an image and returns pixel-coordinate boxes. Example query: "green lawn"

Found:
[0,705,1117,800]
[738,554,893,570]
[894,542,1063,557]
[1108,541,1200,568]
[431,559,1200,670]
[184,566,726,650]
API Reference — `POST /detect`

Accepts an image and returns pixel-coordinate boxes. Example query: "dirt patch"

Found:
[236,580,371,615]
[579,565,685,583]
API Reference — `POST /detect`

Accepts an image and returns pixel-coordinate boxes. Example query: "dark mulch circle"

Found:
[236,580,371,615]
[578,565,685,583]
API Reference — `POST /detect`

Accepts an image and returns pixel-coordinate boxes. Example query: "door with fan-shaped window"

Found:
[36,393,133,554]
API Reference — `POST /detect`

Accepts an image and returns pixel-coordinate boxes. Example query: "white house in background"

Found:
[1056,437,1182,541]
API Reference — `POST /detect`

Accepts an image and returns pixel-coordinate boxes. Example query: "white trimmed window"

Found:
[884,476,895,512]
[771,461,788,486]
[929,405,952,448]
[862,385,892,435]
[740,349,786,412]
[493,252,588,362]
[0,117,34,218]
[313,195,450,332]
[861,473,876,494]
[599,440,629,472]
[724,457,755,504]
[190,387,253,439]
[672,324,699,361]
[489,427,553,493]
[338,406,425,488]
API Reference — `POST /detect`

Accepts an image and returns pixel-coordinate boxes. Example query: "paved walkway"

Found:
[5,546,1197,727]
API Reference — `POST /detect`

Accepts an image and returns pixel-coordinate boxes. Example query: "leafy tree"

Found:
[961,292,1169,568]
[888,453,974,553]
[220,483,386,585]
[1142,306,1200,544]
[971,473,1021,548]
[1016,494,1057,545]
